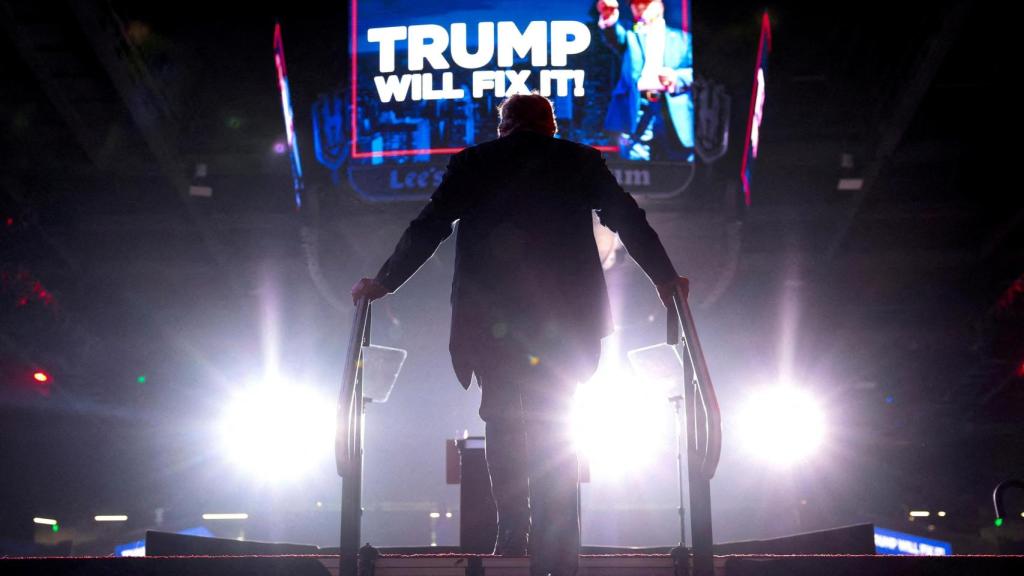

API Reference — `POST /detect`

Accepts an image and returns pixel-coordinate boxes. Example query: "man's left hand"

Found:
[657,276,689,308]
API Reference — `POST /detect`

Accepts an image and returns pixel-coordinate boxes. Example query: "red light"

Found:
[33,371,49,383]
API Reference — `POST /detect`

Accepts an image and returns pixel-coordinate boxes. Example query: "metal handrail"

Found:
[994,479,1024,522]
[336,296,371,576]
[668,286,722,479]
[666,284,720,576]
[336,297,370,476]
[335,289,719,575]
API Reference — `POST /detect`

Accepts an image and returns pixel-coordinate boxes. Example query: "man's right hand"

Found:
[656,276,689,309]
[351,278,389,306]
[596,0,619,21]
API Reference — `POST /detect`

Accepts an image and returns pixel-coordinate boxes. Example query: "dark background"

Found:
[1,0,1021,556]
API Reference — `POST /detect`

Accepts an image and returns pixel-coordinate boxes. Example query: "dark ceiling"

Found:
[1,0,1021,555]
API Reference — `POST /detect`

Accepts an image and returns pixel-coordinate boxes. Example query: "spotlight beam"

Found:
[736,385,826,467]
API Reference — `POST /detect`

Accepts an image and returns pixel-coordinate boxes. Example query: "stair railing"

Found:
[336,296,371,576]
[667,286,722,576]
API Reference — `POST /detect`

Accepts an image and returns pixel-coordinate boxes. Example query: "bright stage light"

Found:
[571,369,672,479]
[202,513,249,520]
[735,385,826,467]
[219,382,334,483]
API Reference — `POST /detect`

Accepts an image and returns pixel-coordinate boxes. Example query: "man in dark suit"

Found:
[597,0,694,161]
[352,94,687,576]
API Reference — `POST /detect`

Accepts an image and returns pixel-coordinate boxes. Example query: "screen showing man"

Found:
[330,1,696,200]
[348,1,692,164]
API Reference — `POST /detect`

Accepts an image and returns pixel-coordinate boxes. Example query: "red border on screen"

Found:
[741,11,772,207]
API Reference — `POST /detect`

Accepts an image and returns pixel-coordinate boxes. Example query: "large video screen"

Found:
[321,0,695,200]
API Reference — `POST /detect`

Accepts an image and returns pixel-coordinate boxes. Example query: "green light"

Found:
[995,517,1004,527]
[136,375,147,384]
[226,116,242,129]
[51,524,59,533]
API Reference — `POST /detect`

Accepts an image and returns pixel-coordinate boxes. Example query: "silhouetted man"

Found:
[352,94,687,576]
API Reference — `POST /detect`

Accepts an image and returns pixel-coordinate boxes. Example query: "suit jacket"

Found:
[602,22,695,148]
[375,131,677,388]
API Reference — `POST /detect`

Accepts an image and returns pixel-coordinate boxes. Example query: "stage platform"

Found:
[353,553,1024,576]
[2,553,1024,575]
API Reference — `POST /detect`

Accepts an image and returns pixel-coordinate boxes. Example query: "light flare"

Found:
[735,385,826,466]
[219,382,334,483]
[571,368,672,479]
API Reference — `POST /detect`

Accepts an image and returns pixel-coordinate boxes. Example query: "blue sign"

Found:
[874,526,952,556]
[114,538,146,557]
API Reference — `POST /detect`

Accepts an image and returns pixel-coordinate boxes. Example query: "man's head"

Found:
[630,0,664,24]
[497,94,558,138]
